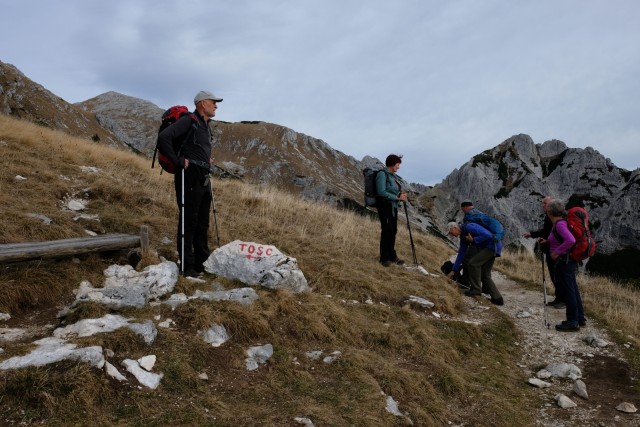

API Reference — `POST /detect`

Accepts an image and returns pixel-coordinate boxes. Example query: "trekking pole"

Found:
[180,168,185,274]
[209,171,221,247]
[541,252,550,329]
[403,201,418,266]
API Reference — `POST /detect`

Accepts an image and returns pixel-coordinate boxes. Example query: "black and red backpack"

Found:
[151,106,198,174]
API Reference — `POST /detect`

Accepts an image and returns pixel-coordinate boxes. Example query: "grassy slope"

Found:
[0,114,636,426]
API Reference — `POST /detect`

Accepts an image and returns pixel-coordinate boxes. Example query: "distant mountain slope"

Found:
[0,60,127,150]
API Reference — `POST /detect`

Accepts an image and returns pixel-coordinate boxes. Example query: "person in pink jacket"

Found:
[540,199,586,331]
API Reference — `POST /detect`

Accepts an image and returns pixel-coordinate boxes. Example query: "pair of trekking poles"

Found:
[179,163,221,274]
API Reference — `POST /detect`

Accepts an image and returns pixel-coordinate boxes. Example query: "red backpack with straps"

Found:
[151,106,198,174]
[554,207,597,262]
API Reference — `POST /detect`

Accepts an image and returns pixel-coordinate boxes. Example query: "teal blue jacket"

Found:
[375,169,402,209]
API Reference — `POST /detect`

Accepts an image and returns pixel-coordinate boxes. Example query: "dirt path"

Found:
[460,272,639,426]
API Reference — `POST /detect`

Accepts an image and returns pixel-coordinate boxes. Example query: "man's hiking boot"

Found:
[546,298,565,307]
[490,297,504,306]
[579,319,587,327]
[392,258,405,266]
[551,301,566,309]
[464,289,482,297]
[555,320,580,332]
[381,260,393,267]
[183,269,201,278]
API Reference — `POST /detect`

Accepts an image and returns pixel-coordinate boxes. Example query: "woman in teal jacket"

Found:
[375,154,407,266]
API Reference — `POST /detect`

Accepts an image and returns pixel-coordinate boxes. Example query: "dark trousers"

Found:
[544,247,563,301]
[175,167,212,272]
[465,246,502,300]
[554,258,585,323]
[376,202,398,263]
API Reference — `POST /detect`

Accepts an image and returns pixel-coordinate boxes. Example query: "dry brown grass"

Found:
[0,113,637,426]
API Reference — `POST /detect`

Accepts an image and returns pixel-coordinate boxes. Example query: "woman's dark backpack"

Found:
[363,167,382,207]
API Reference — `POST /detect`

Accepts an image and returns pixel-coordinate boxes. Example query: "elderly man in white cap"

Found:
[446,221,504,305]
[157,90,223,277]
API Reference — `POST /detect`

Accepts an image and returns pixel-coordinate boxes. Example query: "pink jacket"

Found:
[548,219,576,256]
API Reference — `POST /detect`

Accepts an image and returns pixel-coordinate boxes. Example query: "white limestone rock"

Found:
[528,378,552,388]
[405,295,435,309]
[53,314,157,345]
[105,361,127,382]
[293,417,315,427]
[616,402,637,413]
[122,359,163,389]
[573,379,588,399]
[199,324,229,347]
[323,351,342,364]
[245,344,273,371]
[204,240,310,293]
[539,363,582,380]
[0,337,104,370]
[555,393,577,409]
[138,355,156,371]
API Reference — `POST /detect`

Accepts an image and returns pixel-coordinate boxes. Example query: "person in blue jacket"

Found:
[446,221,504,305]
[375,154,408,267]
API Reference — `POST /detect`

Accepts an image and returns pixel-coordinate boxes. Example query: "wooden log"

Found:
[0,234,141,264]
[139,225,149,256]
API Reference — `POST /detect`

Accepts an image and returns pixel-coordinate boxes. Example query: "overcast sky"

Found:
[1,1,639,185]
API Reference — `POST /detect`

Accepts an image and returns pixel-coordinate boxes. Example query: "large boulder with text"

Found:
[203,240,310,293]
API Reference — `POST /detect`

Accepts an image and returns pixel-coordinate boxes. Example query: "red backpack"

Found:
[554,207,597,262]
[151,106,197,174]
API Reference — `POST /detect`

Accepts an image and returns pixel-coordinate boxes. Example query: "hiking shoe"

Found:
[380,260,393,267]
[392,258,405,266]
[490,297,504,306]
[546,298,564,306]
[551,301,566,309]
[464,290,482,297]
[555,321,580,332]
[183,269,200,278]
[579,319,587,327]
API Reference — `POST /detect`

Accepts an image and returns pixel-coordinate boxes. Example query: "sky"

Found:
[1,0,639,185]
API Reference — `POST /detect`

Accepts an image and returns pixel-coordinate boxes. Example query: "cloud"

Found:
[1,0,638,184]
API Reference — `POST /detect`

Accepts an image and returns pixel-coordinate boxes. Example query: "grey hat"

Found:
[446,222,460,234]
[194,90,223,104]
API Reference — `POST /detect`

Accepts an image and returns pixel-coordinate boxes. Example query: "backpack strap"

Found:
[551,218,567,242]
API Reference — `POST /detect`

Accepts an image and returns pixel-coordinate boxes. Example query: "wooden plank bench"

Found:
[0,226,148,264]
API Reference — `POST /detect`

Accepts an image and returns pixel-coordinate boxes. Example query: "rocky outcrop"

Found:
[428,134,640,278]
[75,91,163,155]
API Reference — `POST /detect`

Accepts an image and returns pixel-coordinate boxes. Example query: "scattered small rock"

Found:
[15,175,27,180]
[323,351,342,364]
[573,379,588,399]
[293,416,315,426]
[137,355,156,371]
[27,213,53,224]
[584,335,609,348]
[105,361,127,382]
[245,344,273,371]
[555,393,577,409]
[528,378,552,388]
[616,402,638,413]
